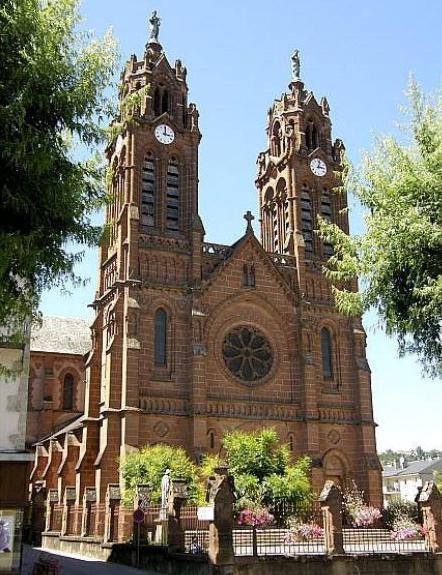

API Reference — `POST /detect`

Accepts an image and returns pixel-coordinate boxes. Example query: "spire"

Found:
[148,10,161,44]
[291,50,301,81]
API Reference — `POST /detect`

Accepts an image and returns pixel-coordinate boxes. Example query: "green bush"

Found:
[383,496,419,528]
[120,444,199,505]
[223,428,313,516]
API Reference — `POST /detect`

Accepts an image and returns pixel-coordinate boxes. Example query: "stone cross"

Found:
[244,210,254,234]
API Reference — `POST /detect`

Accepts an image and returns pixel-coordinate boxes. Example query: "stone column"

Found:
[61,487,76,536]
[81,487,96,537]
[319,480,344,555]
[104,484,121,543]
[133,484,151,542]
[45,489,58,532]
[207,466,236,566]
[419,481,442,552]
[167,479,188,553]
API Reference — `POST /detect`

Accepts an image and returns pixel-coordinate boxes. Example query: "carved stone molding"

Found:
[138,395,362,426]
[318,408,358,423]
[139,234,191,254]
[327,429,341,445]
[153,420,169,438]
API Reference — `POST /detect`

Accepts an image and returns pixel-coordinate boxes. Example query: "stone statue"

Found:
[149,10,161,43]
[291,49,301,80]
[161,468,171,510]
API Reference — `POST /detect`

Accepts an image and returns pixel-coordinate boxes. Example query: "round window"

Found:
[222,326,273,382]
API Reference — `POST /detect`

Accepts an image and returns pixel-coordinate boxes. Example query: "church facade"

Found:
[30,17,382,528]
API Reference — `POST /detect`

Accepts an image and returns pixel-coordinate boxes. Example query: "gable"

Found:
[201,232,298,305]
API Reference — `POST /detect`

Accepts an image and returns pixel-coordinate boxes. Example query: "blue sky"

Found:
[40,0,442,452]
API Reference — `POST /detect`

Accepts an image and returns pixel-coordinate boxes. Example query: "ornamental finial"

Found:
[148,10,161,43]
[244,210,255,234]
[291,49,301,80]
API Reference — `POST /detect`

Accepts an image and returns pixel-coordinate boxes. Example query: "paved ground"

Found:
[21,545,162,575]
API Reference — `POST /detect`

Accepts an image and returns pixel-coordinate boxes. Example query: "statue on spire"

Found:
[291,49,301,80]
[148,10,161,43]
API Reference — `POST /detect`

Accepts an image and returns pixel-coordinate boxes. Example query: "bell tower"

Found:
[255,52,382,503]
[89,12,204,499]
[113,9,201,243]
[256,50,347,269]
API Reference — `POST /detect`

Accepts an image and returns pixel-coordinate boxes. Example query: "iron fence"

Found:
[181,506,209,554]
[233,501,325,557]
[233,526,325,556]
[343,528,429,554]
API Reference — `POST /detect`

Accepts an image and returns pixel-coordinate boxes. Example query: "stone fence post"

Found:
[45,489,58,532]
[167,479,188,552]
[207,466,236,567]
[81,487,96,537]
[104,484,121,543]
[419,481,442,552]
[319,480,344,555]
[61,487,76,536]
[134,484,151,542]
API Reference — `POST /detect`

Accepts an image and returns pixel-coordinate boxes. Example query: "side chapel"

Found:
[30,13,382,525]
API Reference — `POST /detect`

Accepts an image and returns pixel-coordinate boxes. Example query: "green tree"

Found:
[120,444,199,505]
[0,0,117,335]
[222,428,312,512]
[318,79,442,377]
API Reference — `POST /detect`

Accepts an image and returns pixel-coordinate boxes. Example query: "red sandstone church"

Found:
[29,14,382,538]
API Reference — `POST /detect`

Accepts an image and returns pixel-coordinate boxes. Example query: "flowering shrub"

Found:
[237,507,274,527]
[343,482,381,527]
[352,505,382,527]
[286,517,324,541]
[391,515,427,540]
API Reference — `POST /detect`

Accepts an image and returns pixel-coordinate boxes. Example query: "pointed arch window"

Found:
[321,327,334,378]
[161,89,169,114]
[272,121,282,156]
[154,308,168,366]
[141,154,156,227]
[208,430,215,450]
[153,88,161,117]
[63,373,75,410]
[301,185,314,256]
[288,434,294,452]
[321,187,334,258]
[306,121,318,151]
[243,264,256,287]
[166,157,180,231]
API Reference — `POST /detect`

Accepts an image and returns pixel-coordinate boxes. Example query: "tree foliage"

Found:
[318,79,442,377]
[120,444,199,505]
[0,0,118,333]
[223,428,312,511]
[379,447,442,466]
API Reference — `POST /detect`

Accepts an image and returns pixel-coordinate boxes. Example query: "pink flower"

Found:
[352,506,382,527]
[237,508,274,527]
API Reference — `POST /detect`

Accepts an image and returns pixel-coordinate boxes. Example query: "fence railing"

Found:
[233,526,325,557]
[342,528,429,554]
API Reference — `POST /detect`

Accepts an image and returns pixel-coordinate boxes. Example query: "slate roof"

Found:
[31,316,91,355]
[382,459,442,478]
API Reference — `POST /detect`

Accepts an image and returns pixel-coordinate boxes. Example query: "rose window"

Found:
[222,326,273,382]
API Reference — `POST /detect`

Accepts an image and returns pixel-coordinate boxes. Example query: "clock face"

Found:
[154,123,175,145]
[310,158,327,177]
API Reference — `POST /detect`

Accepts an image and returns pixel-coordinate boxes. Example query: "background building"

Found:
[383,458,442,505]
[26,316,89,448]
[0,321,34,574]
